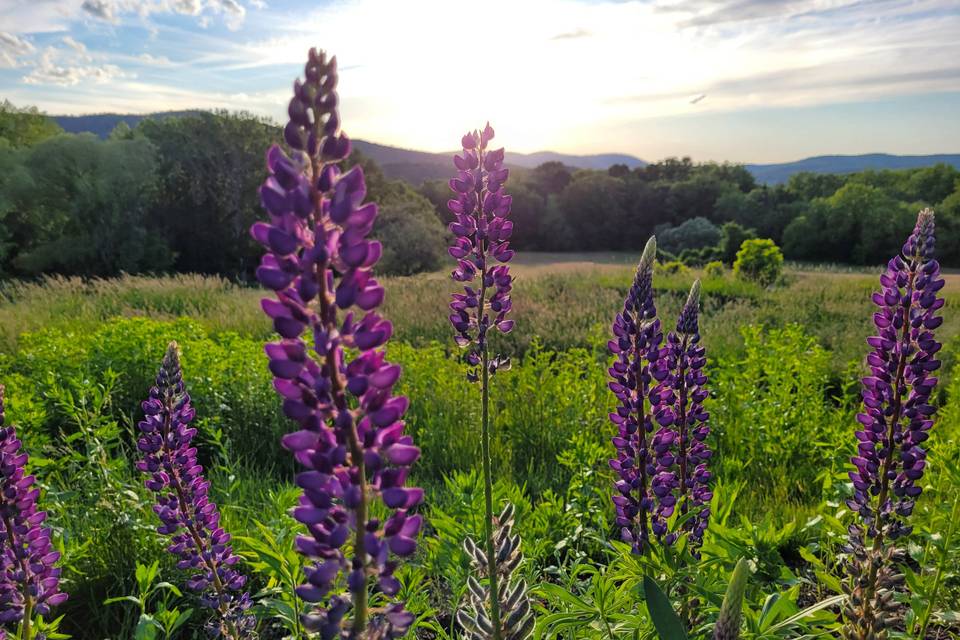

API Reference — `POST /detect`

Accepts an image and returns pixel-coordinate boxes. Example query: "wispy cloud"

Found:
[2,0,959,160]
[0,31,34,68]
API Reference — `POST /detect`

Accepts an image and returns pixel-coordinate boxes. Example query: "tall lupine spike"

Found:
[136,343,253,639]
[253,47,420,639]
[842,208,944,640]
[609,236,662,553]
[650,280,712,551]
[447,124,517,640]
[456,504,533,640]
[0,385,67,639]
[713,558,749,640]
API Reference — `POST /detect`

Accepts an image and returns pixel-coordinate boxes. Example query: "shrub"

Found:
[704,260,725,278]
[733,238,783,286]
[656,260,689,276]
[657,216,721,255]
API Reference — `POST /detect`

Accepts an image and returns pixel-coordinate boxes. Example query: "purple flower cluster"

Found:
[842,208,944,638]
[608,261,712,554]
[650,280,712,549]
[847,208,943,542]
[448,123,514,374]
[0,385,67,638]
[609,237,661,552]
[0,385,67,634]
[253,48,420,639]
[137,343,253,638]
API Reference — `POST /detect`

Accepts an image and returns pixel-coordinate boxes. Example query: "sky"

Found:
[1,0,959,162]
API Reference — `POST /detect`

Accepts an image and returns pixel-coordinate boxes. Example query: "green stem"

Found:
[916,494,960,638]
[472,143,502,640]
[480,343,502,640]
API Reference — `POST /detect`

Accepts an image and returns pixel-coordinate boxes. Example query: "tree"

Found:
[557,173,627,250]
[372,182,447,276]
[530,161,572,196]
[733,238,783,286]
[9,134,170,275]
[657,217,721,255]
[138,111,279,275]
[0,101,62,148]
[718,221,756,265]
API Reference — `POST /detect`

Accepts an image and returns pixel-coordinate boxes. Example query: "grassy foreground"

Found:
[0,258,958,638]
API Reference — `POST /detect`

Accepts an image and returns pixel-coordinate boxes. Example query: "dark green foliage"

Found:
[718,222,755,265]
[138,111,278,275]
[658,217,722,255]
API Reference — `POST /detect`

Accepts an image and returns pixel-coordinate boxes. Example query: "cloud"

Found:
[0,31,34,68]
[171,0,203,14]
[22,48,129,86]
[550,27,591,40]
[135,53,175,66]
[62,36,86,53]
[81,0,117,22]
[249,0,267,8]
[209,0,246,29]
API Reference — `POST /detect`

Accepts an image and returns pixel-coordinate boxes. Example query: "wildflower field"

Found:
[0,258,956,638]
[0,50,958,640]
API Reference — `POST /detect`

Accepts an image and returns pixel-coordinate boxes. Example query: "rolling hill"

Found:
[52,112,959,185]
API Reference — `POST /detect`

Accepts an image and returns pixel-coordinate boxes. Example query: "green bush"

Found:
[733,237,784,286]
[704,260,725,278]
[655,260,689,276]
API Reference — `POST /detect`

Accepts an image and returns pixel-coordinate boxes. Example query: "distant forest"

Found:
[2,102,960,278]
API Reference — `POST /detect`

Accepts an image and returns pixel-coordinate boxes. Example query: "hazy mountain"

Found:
[54,111,205,138]
[747,154,960,184]
[52,112,958,185]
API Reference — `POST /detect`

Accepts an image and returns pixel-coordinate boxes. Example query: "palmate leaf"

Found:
[642,575,688,640]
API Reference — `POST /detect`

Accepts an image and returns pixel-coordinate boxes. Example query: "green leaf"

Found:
[766,595,846,633]
[642,575,688,640]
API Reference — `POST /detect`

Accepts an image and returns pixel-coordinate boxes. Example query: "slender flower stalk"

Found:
[0,385,67,640]
[253,48,420,638]
[447,123,517,640]
[609,237,661,554]
[137,344,253,639]
[843,208,944,640]
[649,280,712,551]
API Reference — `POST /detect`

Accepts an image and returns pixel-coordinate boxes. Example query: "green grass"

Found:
[1,258,960,638]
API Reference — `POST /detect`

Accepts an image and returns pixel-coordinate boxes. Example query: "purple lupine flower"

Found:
[0,385,67,636]
[608,237,661,553]
[137,343,253,639]
[448,123,514,377]
[843,209,944,638]
[253,48,420,639]
[649,280,712,550]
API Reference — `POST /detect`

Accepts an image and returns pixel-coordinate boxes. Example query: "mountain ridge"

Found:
[51,112,960,185]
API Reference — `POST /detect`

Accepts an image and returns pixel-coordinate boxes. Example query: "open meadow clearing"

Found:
[0,258,958,638]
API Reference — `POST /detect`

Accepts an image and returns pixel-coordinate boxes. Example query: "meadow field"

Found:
[0,256,957,638]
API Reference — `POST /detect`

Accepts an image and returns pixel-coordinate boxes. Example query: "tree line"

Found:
[2,101,959,279]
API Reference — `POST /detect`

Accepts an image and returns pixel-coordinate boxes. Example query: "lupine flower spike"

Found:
[842,208,944,640]
[609,237,661,553]
[0,385,67,640]
[650,280,712,551]
[447,124,522,640]
[457,504,534,640]
[137,343,253,639]
[713,558,749,640]
[253,48,420,639]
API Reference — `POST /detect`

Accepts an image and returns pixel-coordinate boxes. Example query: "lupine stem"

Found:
[480,340,501,640]
[916,494,960,638]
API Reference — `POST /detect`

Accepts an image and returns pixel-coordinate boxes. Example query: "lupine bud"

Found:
[253,48,419,639]
[456,504,533,640]
[650,280,712,551]
[609,237,661,553]
[713,558,749,640]
[842,209,944,640]
[0,386,68,629]
[137,344,253,638]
